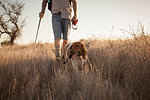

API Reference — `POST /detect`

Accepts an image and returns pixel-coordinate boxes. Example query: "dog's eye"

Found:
[70,46,72,49]
[75,45,79,47]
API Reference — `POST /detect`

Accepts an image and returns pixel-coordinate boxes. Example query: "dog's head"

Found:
[67,42,87,60]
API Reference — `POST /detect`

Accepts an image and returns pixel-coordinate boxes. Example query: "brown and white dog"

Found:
[64,42,92,71]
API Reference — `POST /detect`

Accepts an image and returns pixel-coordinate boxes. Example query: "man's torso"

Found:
[52,0,72,19]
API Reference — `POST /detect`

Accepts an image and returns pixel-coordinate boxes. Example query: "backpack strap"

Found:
[48,0,52,11]
[70,0,71,5]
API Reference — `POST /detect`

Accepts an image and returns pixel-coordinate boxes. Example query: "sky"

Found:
[2,0,150,44]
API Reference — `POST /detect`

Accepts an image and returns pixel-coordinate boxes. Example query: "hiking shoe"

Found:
[55,50,60,60]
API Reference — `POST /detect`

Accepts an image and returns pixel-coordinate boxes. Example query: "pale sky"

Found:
[7,0,150,44]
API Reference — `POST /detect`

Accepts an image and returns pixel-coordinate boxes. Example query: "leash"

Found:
[35,18,41,44]
[72,19,78,30]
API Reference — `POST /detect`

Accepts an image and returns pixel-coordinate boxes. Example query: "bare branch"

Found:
[0,0,25,44]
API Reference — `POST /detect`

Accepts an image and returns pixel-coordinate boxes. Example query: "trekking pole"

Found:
[35,18,41,44]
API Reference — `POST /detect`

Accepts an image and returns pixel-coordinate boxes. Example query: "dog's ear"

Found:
[68,45,72,59]
[82,44,87,59]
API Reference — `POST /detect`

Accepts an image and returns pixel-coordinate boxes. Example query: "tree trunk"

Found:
[10,37,15,45]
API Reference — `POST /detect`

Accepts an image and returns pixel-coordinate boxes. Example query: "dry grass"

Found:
[0,35,150,100]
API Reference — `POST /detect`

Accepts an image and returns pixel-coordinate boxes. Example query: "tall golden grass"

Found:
[0,35,150,100]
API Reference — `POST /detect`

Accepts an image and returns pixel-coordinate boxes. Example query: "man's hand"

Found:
[71,0,77,22]
[71,16,77,22]
[39,11,44,18]
[39,0,47,18]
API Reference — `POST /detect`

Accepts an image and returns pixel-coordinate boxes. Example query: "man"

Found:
[39,0,77,60]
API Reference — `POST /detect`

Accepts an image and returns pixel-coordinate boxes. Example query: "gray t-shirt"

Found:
[52,0,72,19]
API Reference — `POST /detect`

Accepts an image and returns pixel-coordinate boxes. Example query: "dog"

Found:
[63,42,92,71]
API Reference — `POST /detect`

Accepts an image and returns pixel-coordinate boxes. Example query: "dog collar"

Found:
[66,42,72,49]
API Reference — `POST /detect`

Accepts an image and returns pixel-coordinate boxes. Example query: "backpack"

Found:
[48,0,71,11]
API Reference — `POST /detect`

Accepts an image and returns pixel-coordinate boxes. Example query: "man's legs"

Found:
[52,14,71,60]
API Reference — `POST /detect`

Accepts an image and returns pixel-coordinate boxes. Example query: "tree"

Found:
[0,0,25,45]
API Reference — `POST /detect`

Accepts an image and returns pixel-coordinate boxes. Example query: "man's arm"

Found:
[39,0,48,18]
[71,0,77,20]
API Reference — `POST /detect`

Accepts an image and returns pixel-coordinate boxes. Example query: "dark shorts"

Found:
[52,13,71,40]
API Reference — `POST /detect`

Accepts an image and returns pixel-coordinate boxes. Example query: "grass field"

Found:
[0,35,150,100]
